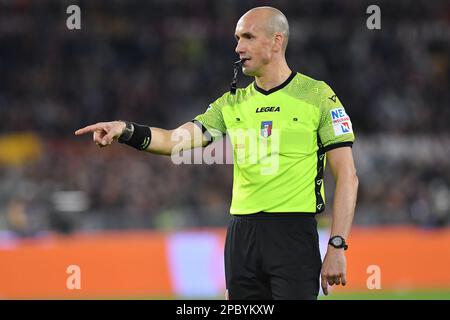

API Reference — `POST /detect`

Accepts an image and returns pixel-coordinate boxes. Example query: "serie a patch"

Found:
[330,107,353,136]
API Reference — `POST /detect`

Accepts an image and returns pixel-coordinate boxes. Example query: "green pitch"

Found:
[52,289,450,300]
[319,290,450,300]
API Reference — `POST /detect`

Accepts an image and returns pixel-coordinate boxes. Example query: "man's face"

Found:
[234,14,274,76]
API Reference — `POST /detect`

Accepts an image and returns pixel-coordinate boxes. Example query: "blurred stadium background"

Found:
[0,0,449,299]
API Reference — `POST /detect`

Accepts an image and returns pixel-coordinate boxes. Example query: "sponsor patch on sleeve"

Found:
[330,107,353,136]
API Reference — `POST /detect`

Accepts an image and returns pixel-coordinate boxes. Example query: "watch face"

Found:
[331,237,343,247]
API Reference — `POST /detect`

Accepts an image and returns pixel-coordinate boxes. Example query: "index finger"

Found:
[321,274,328,295]
[74,123,104,136]
[341,273,346,286]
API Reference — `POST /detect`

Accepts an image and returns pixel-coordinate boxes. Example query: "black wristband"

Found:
[119,122,152,151]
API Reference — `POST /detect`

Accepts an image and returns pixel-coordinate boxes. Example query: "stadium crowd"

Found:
[0,0,448,235]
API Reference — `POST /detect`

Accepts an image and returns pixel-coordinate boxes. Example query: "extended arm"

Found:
[74,120,209,155]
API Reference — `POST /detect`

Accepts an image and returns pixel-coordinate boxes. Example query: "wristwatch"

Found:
[328,236,348,250]
[118,121,134,143]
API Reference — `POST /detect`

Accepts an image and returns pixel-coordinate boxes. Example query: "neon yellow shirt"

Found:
[195,72,355,214]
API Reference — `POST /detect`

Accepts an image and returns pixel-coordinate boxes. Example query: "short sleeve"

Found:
[318,82,355,152]
[193,92,228,141]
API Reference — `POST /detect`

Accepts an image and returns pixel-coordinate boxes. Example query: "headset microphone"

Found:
[230,59,243,95]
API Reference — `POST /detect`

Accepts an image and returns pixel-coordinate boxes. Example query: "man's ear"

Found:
[273,32,284,53]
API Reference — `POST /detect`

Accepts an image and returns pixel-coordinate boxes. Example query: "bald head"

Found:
[239,7,289,51]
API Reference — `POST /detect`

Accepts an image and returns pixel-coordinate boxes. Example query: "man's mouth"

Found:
[240,58,250,65]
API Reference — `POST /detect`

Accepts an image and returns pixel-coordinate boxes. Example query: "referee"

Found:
[75,7,358,300]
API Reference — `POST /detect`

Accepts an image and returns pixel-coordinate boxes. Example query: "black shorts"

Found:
[225,212,322,300]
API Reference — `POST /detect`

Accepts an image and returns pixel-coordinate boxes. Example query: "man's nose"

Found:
[235,41,244,55]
